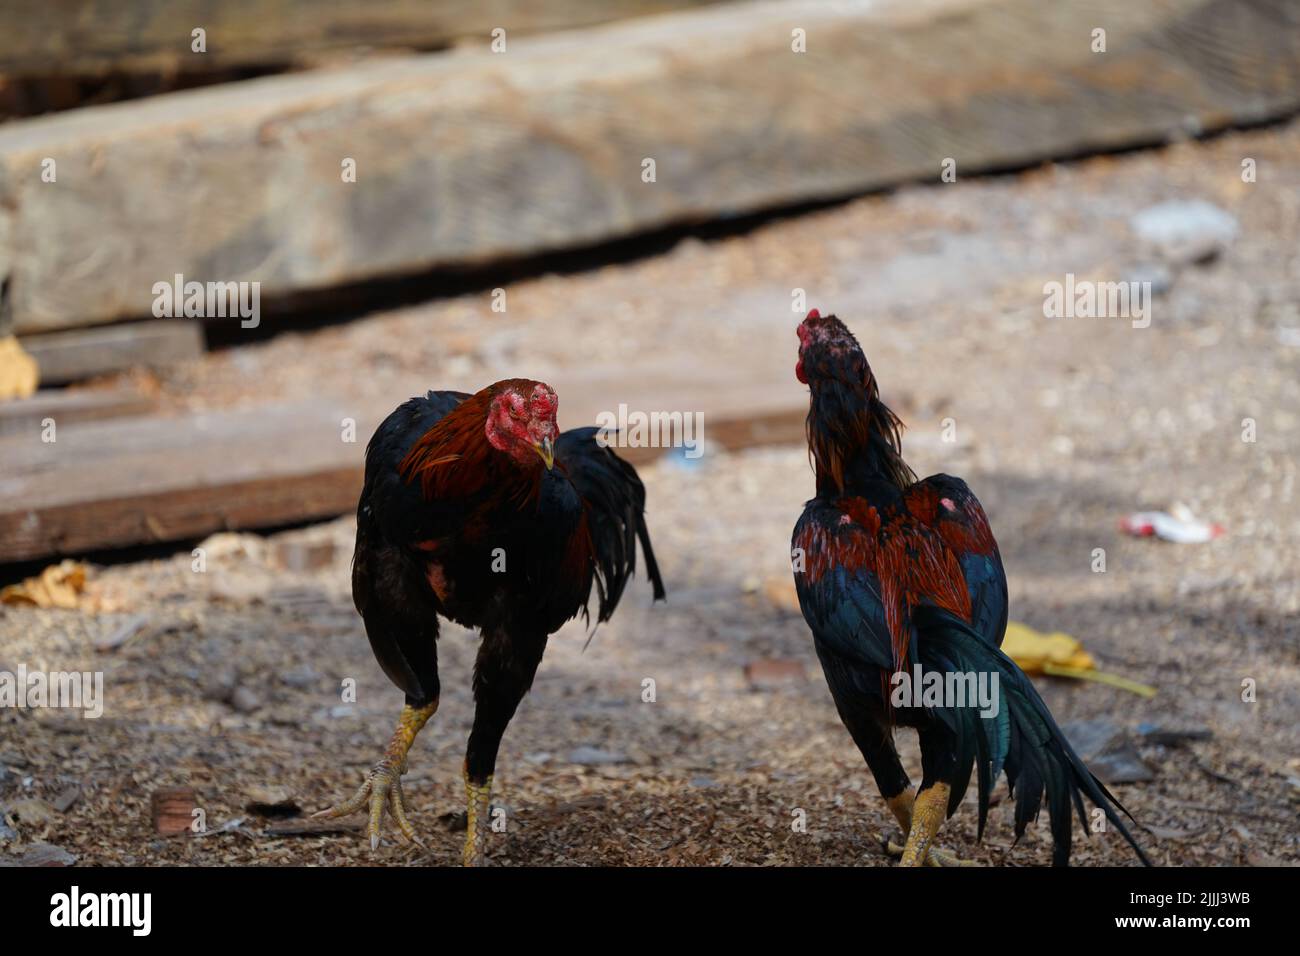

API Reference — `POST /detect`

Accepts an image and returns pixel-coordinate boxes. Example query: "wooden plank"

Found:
[0,1,722,75]
[0,369,807,563]
[0,399,368,562]
[1,0,1297,334]
[0,387,157,437]
[19,320,204,384]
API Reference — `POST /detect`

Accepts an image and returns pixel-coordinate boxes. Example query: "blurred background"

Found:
[0,0,1297,866]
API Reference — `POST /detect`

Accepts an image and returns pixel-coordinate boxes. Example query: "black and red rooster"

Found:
[316,379,664,865]
[791,310,1149,866]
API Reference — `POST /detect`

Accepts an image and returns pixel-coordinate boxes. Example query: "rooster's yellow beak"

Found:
[532,436,554,470]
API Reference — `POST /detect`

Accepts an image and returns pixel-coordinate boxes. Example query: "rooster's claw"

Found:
[315,759,425,852]
[883,836,980,867]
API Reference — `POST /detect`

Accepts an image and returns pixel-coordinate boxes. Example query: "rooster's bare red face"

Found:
[485,380,560,470]
[796,309,867,386]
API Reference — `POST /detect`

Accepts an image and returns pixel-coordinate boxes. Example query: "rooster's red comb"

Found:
[806,308,820,319]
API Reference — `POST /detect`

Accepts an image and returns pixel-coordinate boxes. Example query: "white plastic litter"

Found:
[1120,503,1224,543]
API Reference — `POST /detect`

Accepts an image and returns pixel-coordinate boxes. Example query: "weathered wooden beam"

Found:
[0,0,1296,335]
[0,1,722,75]
[0,387,156,437]
[19,320,204,384]
[0,371,805,564]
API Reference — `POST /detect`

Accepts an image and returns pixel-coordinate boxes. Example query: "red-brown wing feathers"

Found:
[904,479,998,558]
[794,491,974,673]
[875,510,971,668]
[903,475,1007,646]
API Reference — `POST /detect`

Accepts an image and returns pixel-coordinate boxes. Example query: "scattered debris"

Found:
[1193,755,1239,788]
[1003,622,1156,697]
[544,795,608,816]
[567,746,632,766]
[0,843,77,867]
[1144,824,1208,841]
[1286,775,1300,805]
[1137,723,1213,747]
[195,532,266,564]
[438,810,468,833]
[278,664,322,689]
[94,613,149,653]
[275,535,337,572]
[208,577,270,605]
[229,686,263,714]
[743,659,806,689]
[51,784,82,813]
[1120,503,1224,543]
[1131,199,1239,265]
[200,670,238,703]
[263,818,364,838]
[0,560,89,609]
[193,817,248,839]
[206,673,269,715]
[150,787,198,837]
[1062,719,1156,784]
[244,786,300,817]
[3,797,58,828]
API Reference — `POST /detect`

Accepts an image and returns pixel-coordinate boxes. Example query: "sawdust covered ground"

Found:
[1,120,1298,866]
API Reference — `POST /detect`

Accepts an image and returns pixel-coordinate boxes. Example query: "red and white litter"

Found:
[1120,503,1225,544]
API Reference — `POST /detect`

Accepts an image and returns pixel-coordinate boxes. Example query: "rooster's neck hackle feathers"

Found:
[799,313,915,496]
[399,381,543,506]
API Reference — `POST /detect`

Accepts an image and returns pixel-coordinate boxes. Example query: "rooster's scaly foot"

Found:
[883,838,981,867]
[314,758,424,851]
[313,701,437,852]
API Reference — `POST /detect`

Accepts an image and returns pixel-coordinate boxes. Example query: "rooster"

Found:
[315,379,665,865]
[790,311,1148,866]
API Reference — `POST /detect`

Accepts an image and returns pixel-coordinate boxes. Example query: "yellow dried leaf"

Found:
[1003,621,1095,673]
[0,336,39,400]
[1004,620,1155,697]
[0,560,89,609]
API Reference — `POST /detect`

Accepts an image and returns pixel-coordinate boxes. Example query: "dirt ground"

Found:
[2,119,1298,866]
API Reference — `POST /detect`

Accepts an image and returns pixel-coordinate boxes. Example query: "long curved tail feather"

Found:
[915,606,1151,866]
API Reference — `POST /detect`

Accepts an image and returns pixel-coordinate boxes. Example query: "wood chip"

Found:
[3,798,58,827]
[51,784,81,813]
[744,659,807,689]
[263,818,364,838]
[95,613,149,653]
[151,786,197,837]
[0,843,77,867]
[244,786,300,817]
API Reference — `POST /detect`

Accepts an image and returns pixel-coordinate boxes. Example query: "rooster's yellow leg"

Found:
[886,783,980,867]
[886,790,914,831]
[462,766,494,867]
[314,700,438,851]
